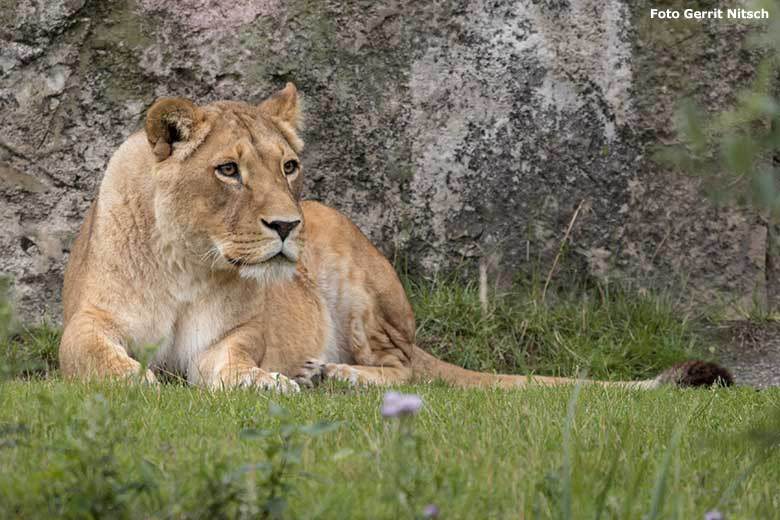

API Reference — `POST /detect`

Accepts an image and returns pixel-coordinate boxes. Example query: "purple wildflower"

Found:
[380,391,422,418]
[422,504,439,518]
[704,511,724,520]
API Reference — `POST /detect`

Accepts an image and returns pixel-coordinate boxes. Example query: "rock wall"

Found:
[0,0,767,320]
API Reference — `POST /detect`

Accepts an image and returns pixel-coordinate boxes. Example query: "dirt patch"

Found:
[703,321,780,388]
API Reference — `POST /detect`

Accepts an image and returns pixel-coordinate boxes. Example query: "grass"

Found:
[0,321,60,379]
[0,276,778,518]
[406,274,705,381]
[0,381,778,519]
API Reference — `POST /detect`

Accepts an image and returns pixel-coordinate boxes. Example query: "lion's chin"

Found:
[238,257,297,285]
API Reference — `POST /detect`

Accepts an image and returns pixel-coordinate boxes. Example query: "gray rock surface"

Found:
[0,0,769,321]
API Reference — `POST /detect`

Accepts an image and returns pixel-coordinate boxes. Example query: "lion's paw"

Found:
[292,360,365,386]
[122,368,158,384]
[293,359,326,388]
[141,369,158,384]
[323,363,362,385]
[238,368,300,394]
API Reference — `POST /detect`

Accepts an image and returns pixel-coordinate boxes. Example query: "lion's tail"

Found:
[411,346,734,389]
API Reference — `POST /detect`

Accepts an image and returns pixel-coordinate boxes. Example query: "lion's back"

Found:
[63,131,154,324]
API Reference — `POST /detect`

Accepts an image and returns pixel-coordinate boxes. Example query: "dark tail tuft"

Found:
[657,360,734,388]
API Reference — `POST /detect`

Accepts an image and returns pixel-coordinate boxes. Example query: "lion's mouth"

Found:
[226,256,249,267]
[225,252,294,267]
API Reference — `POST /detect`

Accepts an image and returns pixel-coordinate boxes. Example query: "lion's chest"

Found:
[146,286,248,376]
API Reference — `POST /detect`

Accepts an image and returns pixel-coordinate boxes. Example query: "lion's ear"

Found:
[145,97,204,161]
[259,83,302,131]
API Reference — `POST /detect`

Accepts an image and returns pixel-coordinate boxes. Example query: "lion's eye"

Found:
[215,162,239,179]
[283,159,298,176]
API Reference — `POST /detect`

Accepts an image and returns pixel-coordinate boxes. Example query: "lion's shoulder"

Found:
[300,200,351,226]
[300,200,369,251]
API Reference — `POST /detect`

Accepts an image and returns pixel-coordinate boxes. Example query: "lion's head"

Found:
[145,83,305,283]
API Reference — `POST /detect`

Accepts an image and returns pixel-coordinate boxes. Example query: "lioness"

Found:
[59,84,731,391]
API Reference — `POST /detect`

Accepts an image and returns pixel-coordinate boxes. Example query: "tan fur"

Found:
[61,84,718,392]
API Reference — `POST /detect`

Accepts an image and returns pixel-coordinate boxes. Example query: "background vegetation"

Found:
[660,0,780,310]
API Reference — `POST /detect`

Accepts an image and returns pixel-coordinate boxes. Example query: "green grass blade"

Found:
[593,426,624,520]
[647,419,686,520]
[561,377,585,520]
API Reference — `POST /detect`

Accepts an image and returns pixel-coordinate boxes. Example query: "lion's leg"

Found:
[348,306,415,384]
[190,327,299,393]
[59,307,156,382]
[297,303,415,387]
[293,309,414,387]
[324,363,411,385]
[294,359,411,386]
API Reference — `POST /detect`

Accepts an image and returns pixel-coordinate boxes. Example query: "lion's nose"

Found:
[262,219,300,241]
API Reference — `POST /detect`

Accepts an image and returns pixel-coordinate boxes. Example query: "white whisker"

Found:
[203,240,227,271]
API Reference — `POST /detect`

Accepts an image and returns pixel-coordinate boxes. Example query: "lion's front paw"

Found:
[238,368,300,394]
[140,369,158,384]
[117,360,157,384]
[293,359,326,388]
[292,360,366,386]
